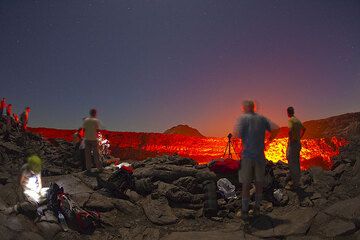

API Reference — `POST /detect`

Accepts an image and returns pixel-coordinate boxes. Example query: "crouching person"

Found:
[13,155,48,216]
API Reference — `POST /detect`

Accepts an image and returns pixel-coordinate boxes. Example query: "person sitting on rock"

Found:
[83,108,103,174]
[235,100,272,220]
[20,155,48,205]
[286,106,306,190]
[5,155,48,216]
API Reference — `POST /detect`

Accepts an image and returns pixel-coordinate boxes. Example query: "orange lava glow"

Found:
[264,137,347,170]
[29,128,347,170]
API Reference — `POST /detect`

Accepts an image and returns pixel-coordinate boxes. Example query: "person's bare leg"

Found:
[255,182,263,213]
[242,183,250,214]
[93,141,103,171]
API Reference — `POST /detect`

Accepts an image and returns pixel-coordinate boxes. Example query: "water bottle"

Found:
[217,178,237,199]
[58,212,69,231]
[273,189,283,202]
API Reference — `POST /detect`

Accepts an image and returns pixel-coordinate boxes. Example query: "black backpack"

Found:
[97,168,135,198]
[47,182,100,234]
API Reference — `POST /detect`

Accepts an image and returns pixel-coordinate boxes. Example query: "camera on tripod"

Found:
[223,133,239,160]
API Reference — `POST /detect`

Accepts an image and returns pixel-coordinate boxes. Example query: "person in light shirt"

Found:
[83,108,103,174]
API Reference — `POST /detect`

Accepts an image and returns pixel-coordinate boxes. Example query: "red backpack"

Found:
[47,183,101,234]
[208,158,240,174]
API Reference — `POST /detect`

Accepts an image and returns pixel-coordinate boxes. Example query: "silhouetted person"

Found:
[286,107,306,190]
[20,107,31,131]
[0,98,6,116]
[3,104,13,141]
[235,100,272,220]
[73,128,86,170]
[13,113,19,124]
[83,109,103,174]
[6,103,12,117]
[12,113,20,132]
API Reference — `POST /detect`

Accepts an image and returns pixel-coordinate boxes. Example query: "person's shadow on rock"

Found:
[249,214,289,231]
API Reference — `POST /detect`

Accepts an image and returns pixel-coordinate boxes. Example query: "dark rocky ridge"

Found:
[163,124,205,138]
[274,112,360,139]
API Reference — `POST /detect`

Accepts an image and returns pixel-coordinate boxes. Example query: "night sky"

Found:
[1,1,359,137]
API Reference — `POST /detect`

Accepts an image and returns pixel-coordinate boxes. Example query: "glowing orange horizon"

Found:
[29,127,348,170]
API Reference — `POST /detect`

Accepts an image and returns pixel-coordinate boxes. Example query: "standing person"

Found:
[6,104,12,117]
[83,109,103,174]
[4,104,13,140]
[12,113,20,132]
[73,128,86,170]
[286,107,306,190]
[235,100,272,220]
[13,113,19,124]
[20,107,31,131]
[0,98,6,116]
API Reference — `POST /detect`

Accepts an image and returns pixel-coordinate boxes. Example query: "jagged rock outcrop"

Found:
[164,124,205,138]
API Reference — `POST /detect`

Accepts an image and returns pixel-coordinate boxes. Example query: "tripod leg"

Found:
[223,143,230,158]
[230,143,240,160]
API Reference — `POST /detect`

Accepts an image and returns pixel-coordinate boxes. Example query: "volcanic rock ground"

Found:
[0,118,360,239]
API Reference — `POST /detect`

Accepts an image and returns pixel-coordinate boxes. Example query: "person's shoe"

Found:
[84,170,93,176]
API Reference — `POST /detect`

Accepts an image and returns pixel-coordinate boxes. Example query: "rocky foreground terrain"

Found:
[0,123,360,239]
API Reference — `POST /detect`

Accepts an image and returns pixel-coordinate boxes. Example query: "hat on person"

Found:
[27,155,42,174]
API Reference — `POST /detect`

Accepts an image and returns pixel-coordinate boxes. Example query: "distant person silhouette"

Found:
[0,98,6,116]
[73,127,86,171]
[4,104,13,139]
[83,109,103,174]
[235,100,272,220]
[13,113,19,124]
[13,113,20,131]
[20,107,31,131]
[286,107,306,190]
[6,103,12,117]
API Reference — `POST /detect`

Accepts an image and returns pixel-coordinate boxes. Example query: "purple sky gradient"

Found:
[1,0,359,137]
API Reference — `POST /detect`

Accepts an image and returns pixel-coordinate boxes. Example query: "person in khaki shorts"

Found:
[83,108,103,174]
[235,100,272,220]
[286,107,306,190]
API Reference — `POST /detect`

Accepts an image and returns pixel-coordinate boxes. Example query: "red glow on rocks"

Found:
[29,128,347,170]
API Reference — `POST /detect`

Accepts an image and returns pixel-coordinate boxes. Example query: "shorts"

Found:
[238,158,265,184]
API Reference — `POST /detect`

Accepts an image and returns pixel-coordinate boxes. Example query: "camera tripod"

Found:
[223,133,239,159]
